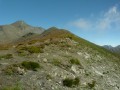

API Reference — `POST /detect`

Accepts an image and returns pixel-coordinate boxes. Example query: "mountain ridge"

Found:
[103,45,120,55]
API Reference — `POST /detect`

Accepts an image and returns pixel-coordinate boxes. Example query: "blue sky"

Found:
[0,0,120,46]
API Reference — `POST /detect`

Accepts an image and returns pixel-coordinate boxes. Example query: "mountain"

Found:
[0,22,120,90]
[0,21,44,43]
[103,45,120,55]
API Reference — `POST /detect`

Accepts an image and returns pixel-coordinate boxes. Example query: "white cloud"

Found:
[69,6,120,31]
[98,6,120,30]
[70,19,92,29]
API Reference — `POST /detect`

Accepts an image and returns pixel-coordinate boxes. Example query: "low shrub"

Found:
[16,46,44,55]
[46,74,52,80]
[17,50,28,56]
[3,64,18,75]
[88,80,96,88]
[39,44,45,49]
[52,59,61,66]
[25,46,41,53]
[63,77,80,87]
[0,54,13,60]
[21,61,40,71]
[2,83,22,90]
[22,46,43,53]
[70,58,80,65]
[59,42,71,48]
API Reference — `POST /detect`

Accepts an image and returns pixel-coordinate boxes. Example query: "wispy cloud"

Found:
[69,5,120,31]
[70,19,92,29]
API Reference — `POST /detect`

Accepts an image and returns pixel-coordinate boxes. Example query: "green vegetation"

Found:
[70,58,80,65]
[52,59,61,66]
[0,54,13,60]
[17,50,28,56]
[88,80,96,88]
[21,61,40,71]
[16,45,44,56]
[24,46,43,53]
[46,74,52,80]
[63,77,80,87]
[3,64,19,75]
[2,84,22,90]
[3,61,41,75]
[18,46,44,54]
[59,42,71,48]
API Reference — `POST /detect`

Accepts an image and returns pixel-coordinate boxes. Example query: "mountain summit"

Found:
[0,21,44,43]
[11,20,30,28]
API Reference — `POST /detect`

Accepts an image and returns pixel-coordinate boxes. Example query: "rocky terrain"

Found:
[0,21,120,90]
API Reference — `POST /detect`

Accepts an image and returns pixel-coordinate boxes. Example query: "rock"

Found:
[71,65,77,74]
[37,54,40,58]
[84,53,90,59]
[77,52,82,55]
[66,51,69,55]
[17,67,25,75]
[43,58,47,63]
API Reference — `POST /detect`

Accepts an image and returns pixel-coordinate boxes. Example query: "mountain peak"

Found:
[13,20,26,24]
[11,20,30,27]
[0,21,44,43]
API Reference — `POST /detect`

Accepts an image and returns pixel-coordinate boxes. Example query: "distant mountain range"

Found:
[0,21,44,43]
[103,45,120,55]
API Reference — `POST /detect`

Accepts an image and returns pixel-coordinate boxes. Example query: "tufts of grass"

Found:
[46,74,52,80]
[21,46,43,54]
[0,54,13,60]
[3,64,19,75]
[52,59,61,66]
[87,80,96,88]
[24,46,42,53]
[16,46,44,56]
[17,50,28,57]
[2,83,22,90]
[63,77,80,87]
[70,58,80,65]
[21,61,41,71]
[3,61,41,75]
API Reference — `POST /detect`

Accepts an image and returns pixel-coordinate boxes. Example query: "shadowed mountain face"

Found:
[103,45,120,55]
[0,22,120,90]
[0,21,44,43]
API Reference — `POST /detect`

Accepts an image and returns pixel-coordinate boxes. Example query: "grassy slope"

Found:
[27,27,120,58]
[2,27,119,59]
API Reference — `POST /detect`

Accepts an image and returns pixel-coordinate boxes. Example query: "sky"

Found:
[0,0,120,46]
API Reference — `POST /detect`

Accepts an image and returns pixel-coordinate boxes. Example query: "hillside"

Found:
[0,21,44,43]
[0,24,120,90]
